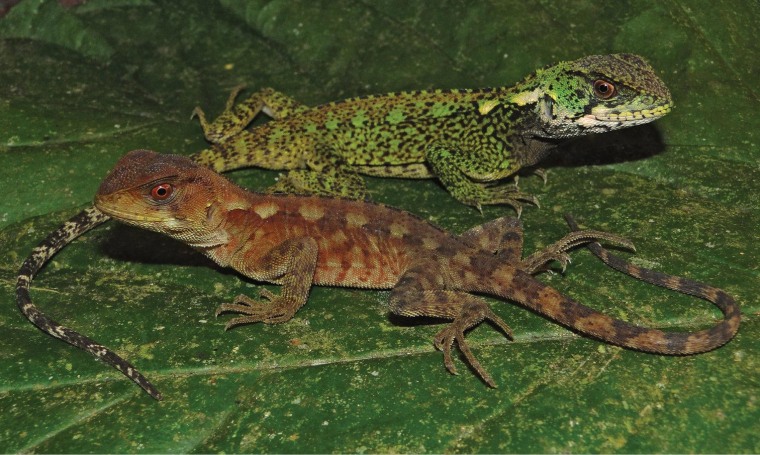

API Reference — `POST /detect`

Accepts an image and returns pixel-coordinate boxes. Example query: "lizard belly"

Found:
[351,163,433,179]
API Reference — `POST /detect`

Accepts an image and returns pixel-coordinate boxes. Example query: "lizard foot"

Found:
[520,228,635,274]
[191,84,248,143]
[433,300,513,387]
[215,289,296,329]
[475,183,540,217]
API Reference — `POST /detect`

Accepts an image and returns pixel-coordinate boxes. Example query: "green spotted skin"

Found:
[193,53,672,210]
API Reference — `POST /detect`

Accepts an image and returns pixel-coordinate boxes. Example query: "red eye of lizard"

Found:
[150,183,173,201]
[593,79,616,99]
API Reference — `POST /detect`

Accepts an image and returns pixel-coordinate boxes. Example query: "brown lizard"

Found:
[84,150,738,399]
[16,166,631,402]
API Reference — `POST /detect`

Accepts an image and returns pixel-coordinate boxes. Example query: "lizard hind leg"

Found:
[432,296,514,387]
[458,216,635,274]
[389,263,513,387]
[193,86,308,143]
[519,229,635,274]
[267,146,369,199]
[267,168,368,200]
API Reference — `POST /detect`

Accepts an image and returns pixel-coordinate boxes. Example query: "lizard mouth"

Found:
[94,196,166,223]
[590,102,673,122]
[575,102,673,130]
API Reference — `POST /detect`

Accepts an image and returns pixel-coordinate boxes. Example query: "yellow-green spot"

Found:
[478,99,499,115]
[351,111,368,128]
[386,108,406,125]
[304,123,318,133]
[431,103,453,118]
[509,88,541,106]
[325,118,340,130]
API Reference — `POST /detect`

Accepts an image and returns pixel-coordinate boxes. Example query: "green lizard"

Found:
[192,53,672,212]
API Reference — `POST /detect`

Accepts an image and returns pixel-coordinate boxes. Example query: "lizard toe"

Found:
[215,292,296,326]
[433,326,460,376]
[432,300,512,387]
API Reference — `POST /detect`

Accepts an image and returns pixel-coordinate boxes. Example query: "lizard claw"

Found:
[433,300,513,388]
[190,106,206,122]
[513,204,522,219]
[468,186,540,217]
[522,252,572,274]
[533,168,548,185]
[215,289,295,329]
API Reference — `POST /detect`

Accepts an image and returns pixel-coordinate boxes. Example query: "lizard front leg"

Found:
[426,142,538,214]
[193,86,308,143]
[267,145,369,200]
[216,237,319,329]
[389,260,512,387]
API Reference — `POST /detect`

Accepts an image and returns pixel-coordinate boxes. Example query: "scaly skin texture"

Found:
[84,150,737,400]
[15,54,672,399]
[192,53,672,212]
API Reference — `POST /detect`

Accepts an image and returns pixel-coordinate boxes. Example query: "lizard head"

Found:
[95,150,233,248]
[510,54,673,138]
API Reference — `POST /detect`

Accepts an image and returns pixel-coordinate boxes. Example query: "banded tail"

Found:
[481,248,740,354]
[15,207,163,400]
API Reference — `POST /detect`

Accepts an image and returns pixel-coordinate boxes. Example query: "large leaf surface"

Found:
[0,1,757,452]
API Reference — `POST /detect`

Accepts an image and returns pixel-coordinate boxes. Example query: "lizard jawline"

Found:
[95,202,166,223]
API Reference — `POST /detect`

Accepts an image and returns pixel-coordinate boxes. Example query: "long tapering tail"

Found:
[483,256,740,355]
[15,207,164,400]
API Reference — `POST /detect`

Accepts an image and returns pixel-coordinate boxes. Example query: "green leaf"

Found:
[1,0,757,452]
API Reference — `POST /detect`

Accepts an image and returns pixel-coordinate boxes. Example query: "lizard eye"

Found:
[593,80,616,99]
[150,183,174,201]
